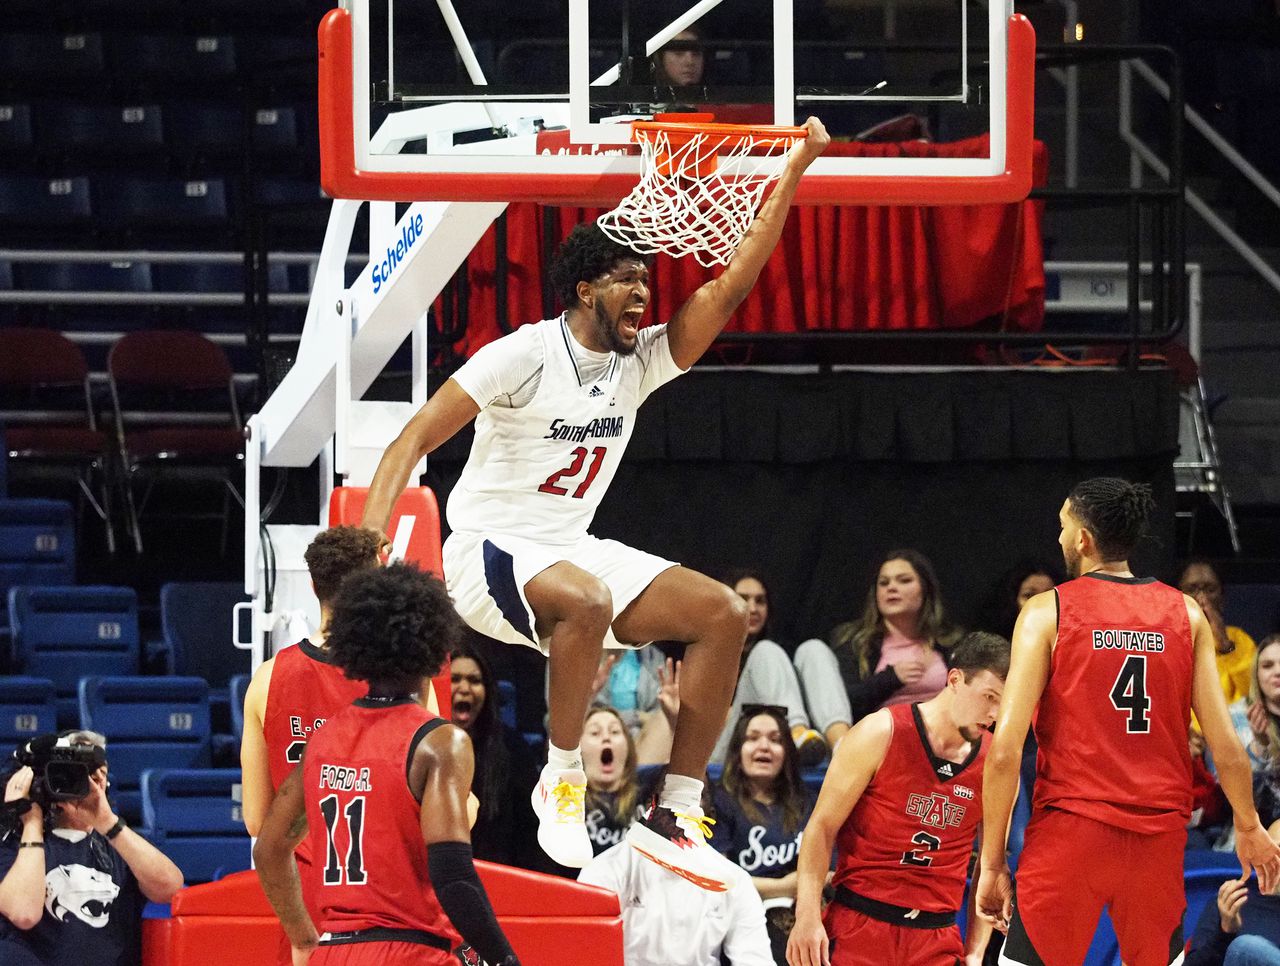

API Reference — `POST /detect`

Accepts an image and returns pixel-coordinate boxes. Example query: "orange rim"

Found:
[631,119,808,150]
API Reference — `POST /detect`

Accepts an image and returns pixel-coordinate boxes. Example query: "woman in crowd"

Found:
[823,549,960,725]
[710,570,826,767]
[581,705,644,857]
[1235,635,1280,775]
[1182,559,1259,705]
[712,706,815,964]
[449,637,546,871]
[975,558,1061,640]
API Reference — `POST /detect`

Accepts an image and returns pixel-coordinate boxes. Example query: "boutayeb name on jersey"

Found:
[1092,629,1166,652]
[318,764,373,792]
[543,416,625,442]
[906,792,967,830]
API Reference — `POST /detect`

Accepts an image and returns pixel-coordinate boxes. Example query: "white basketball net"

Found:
[597,127,802,268]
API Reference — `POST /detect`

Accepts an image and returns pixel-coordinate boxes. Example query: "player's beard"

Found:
[594,300,639,356]
[1063,544,1082,580]
[958,723,985,743]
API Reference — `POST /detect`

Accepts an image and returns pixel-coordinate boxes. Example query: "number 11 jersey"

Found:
[448,316,684,546]
[1034,572,1194,832]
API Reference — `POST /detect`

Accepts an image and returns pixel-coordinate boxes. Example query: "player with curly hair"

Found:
[977,478,1280,966]
[255,563,520,966]
[359,119,830,889]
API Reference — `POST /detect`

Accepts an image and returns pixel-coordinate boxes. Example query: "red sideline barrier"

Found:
[327,485,450,716]
[144,864,624,966]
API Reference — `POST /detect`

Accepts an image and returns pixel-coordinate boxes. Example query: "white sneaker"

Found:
[531,767,592,868]
[626,800,731,892]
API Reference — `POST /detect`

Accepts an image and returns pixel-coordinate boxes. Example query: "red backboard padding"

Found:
[144,867,623,966]
[328,485,449,714]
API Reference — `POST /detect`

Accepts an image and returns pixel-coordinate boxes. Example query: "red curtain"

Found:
[448,135,1049,357]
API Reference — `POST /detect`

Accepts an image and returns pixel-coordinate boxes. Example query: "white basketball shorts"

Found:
[442,530,678,655]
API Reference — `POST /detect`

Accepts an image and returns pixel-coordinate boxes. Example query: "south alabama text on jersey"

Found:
[543,416,625,442]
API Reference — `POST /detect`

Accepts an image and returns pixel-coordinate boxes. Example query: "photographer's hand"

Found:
[4,766,42,831]
[0,766,45,931]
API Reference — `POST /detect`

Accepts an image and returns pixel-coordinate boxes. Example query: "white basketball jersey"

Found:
[447,315,683,545]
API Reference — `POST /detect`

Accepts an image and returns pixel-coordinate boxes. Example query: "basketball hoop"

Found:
[597,118,808,268]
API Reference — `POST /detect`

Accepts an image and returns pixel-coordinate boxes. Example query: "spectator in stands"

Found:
[1189,724,1231,849]
[547,646,666,739]
[579,777,773,966]
[581,706,645,857]
[711,706,814,964]
[975,559,1061,641]
[1186,821,1280,966]
[1234,635,1280,774]
[651,27,706,88]
[0,730,183,966]
[821,549,960,725]
[710,570,827,767]
[1183,560,1259,705]
[450,637,545,871]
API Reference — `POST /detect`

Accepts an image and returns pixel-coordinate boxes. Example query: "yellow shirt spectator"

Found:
[1218,625,1258,704]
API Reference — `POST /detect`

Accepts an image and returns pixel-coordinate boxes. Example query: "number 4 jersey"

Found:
[1034,572,1194,832]
[832,703,988,915]
[301,698,461,945]
[447,316,684,545]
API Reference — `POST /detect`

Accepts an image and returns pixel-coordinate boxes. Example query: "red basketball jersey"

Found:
[833,703,987,913]
[301,698,460,944]
[1034,572,1194,833]
[263,640,368,792]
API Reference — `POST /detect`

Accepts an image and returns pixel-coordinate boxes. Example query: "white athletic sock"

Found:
[545,743,583,775]
[658,773,704,814]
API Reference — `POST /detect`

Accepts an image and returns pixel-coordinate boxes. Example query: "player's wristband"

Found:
[18,841,44,849]
[104,818,126,840]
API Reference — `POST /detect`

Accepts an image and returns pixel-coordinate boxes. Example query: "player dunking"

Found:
[360,118,830,887]
[787,631,1010,966]
[977,478,1280,966]
[255,563,520,966]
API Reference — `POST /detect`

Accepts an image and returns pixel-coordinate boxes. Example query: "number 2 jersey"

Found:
[301,698,461,947]
[1033,572,1194,832]
[447,315,684,545]
[832,703,988,914]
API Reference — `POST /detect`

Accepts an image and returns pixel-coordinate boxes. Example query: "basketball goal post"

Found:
[240,0,1036,671]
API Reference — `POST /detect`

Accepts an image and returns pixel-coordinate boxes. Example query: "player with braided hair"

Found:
[977,478,1280,966]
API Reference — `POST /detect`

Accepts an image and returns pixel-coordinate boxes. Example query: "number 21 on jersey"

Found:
[539,446,607,498]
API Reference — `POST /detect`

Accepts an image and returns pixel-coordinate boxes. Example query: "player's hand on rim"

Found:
[785,911,830,966]
[791,117,831,168]
[975,864,1014,933]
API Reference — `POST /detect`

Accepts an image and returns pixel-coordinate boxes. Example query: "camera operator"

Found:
[0,731,183,965]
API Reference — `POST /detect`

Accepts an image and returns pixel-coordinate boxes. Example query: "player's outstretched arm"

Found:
[253,765,319,960]
[1190,595,1280,892]
[361,380,481,536]
[240,657,274,837]
[786,709,892,966]
[417,724,521,966]
[977,591,1054,932]
[665,117,830,370]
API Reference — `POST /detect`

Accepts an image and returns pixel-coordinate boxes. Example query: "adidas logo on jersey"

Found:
[937,763,953,777]
[588,385,605,397]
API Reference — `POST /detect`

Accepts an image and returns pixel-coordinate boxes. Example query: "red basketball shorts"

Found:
[824,903,964,966]
[310,940,456,966]
[1002,807,1186,966]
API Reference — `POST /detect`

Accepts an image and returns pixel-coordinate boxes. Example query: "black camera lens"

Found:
[44,761,92,801]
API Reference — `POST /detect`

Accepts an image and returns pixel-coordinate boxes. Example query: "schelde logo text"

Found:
[372,212,425,294]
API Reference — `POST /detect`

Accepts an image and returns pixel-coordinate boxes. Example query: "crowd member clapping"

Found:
[1182,559,1258,705]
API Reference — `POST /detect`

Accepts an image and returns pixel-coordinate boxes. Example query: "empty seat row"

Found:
[0,102,311,157]
[7,259,296,295]
[0,174,327,229]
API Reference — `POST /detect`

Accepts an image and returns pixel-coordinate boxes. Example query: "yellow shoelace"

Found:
[674,811,716,841]
[550,780,586,823]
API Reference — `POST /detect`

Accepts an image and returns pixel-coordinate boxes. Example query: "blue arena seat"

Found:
[109,35,237,84]
[0,104,34,153]
[159,582,251,690]
[228,673,249,742]
[0,33,106,84]
[140,768,250,883]
[1225,584,1280,642]
[95,177,229,228]
[250,106,299,154]
[0,176,91,226]
[164,102,243,157]
[79,675,212,823]
[0,498,75,634]
[9,586,138,724]
[35,102,165,155]
[153,260,288,294]
[17,260,153,293]
[0,676,57,748]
